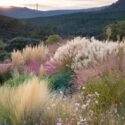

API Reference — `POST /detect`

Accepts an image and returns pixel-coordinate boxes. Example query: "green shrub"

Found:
[6,74,32,86]
[84,71,125,113]
[0,69,12,84]
[0,40,5,50]
[40,69,75,94]
[0,52,10,61]
[104,21,125,41]
[46,34,62,45]
[6,37,41,51]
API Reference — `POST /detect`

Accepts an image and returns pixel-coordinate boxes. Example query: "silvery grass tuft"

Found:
[53,37,125,71]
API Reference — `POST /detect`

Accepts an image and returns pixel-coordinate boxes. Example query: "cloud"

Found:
[0,0,118,10]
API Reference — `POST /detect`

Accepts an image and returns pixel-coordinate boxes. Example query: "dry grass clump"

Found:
[0,77,49,124]
[11,44,49,66]
[0,77,75,125]
[0,74,125,125]
[11,50,24,66]
[53,37,125,70]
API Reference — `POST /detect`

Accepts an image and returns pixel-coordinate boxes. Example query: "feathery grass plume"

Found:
[53,37,125,70]
[0,74,125,124]
[0,77,49,125]
[22,44,49,64]
[11,44,49,66]
[11,50,24,66]
[0,77,75,125]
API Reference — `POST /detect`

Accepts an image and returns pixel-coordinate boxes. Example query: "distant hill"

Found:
[0,15,32,39]
[0,7,43,19]
[107,0,125,11]
[28,0,125,38]
[0,15,54,40]
[0,6,104,19]
[0,0,125,40]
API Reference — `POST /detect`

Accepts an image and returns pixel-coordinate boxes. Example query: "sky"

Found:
[0,0,118,11]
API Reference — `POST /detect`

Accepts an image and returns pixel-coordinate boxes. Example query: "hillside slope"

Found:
[28,0,125,38]
[0,6,104,19]
[0,15,32,39]
[108,0,125,11]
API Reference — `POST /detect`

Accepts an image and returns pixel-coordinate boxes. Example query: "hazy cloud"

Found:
[0,0,118,10]
[23,0,117,10]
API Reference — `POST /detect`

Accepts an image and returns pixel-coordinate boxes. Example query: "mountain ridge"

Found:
[0,4,111,19]
[0,15,33,39]
[28,0,125,38]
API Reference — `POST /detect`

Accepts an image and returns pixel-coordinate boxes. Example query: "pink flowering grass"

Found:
[75,56,120,85]
[24,60,60,76]
[48,40,67,56]
[24,62,41,75]
[121,55,125,73]
[0,63,12,74]
[42,60,60,75]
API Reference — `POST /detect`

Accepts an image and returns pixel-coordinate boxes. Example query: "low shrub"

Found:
[104,21,125,41]
[46,68,75,94]
[0,52,10,61]
[0,40,5,50]
[84,70,125,113]
[0,69,12,84]
[6,37,41,51]
[6,74,32,86]
[46,34,62,45]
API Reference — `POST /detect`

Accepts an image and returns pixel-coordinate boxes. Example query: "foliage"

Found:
[6,68,74,94]
[0,40,5,49]
[6,74,32,86]
[29,0,125,39]
[0,15,32,40]
[1,72,125,124]
[0,69,12,84]
[0,52,10,61]
[47,68,74,94]
[84,71,125,115]
[46,34,62,45]
[0,41,8,61]
[0,0,125,41]
[6,37,41,51]
[104,21,125,41]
